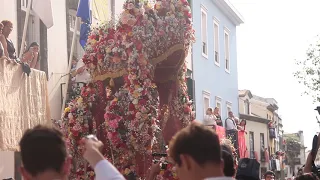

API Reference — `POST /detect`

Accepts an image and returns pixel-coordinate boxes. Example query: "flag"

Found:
[77,0,91,49]
[32,0,54,28]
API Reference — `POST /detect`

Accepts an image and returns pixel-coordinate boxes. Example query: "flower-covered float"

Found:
[62,0,195,179]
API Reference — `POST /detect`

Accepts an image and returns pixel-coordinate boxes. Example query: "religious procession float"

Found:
[61,0,240,179]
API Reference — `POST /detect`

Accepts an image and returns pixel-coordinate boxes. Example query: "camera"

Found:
[152,152,168,170]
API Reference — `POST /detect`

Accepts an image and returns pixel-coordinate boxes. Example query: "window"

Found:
[201,6,208,58]
[215,96,222,115]
[21,0,30,10]
[203,90,210,116]
[244,100,250,114]
[260,133,266,162]
[226,101,232,117]
[249,131,255,158]
[69,9,81,35]
[224,28,230,72]
[213,18,219,65]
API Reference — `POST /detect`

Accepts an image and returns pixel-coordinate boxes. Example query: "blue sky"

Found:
[229,0,320,149]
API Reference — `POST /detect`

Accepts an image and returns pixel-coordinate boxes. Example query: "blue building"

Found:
[189,0,244,123]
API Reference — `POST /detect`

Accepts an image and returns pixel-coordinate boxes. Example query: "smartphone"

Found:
[153,159,168,170]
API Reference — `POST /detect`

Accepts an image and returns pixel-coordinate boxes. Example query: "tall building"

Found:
[191,0,244,122]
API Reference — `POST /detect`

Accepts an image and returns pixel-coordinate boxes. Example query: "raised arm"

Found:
[304,133,320,173]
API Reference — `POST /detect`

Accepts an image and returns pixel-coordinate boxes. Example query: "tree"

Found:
[294,36,320,102]
[285,138,301,175]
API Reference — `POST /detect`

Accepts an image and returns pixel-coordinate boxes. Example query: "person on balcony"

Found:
[213,107,223,126]
[238,119,246,132]
[21,42,40,69]
[0,20,17,61]
[225,111,237,130]
[203,107,216,130]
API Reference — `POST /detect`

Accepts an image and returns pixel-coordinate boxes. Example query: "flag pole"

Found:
[19,0,33,58]
[60,2,81,116]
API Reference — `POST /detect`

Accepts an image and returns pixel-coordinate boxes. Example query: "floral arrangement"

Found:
[62,0,195,179]
[220,138,239,166]
[62,83,101,179]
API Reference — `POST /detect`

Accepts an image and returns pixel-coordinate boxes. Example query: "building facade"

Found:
[191,0,244,122]
[239,89,285,179]
[239,90,270,178]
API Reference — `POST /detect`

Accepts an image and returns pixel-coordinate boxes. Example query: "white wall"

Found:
[47,0,69,120]
[0,0,18,51]
[114,0,125,18]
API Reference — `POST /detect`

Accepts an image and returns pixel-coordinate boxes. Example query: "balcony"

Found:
[213,125,247,159]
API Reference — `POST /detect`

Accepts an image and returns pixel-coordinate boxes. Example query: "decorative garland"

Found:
[62,0,195,179]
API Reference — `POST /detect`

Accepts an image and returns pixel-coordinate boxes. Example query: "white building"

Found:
[0,0,121,178]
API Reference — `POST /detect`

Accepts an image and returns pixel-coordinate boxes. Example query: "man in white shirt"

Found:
[19,125,124,180]
[168,123,234,180]
[74,58,91,83]
[225,111,237,130]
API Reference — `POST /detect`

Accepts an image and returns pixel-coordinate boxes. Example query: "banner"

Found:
[0,61,51,151]
[216,126,226,140]
[32,0,54,28]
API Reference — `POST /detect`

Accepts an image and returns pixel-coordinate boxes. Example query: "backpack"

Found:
[236,158,260,180]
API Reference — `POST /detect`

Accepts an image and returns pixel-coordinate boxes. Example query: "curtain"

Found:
[0,61,51,151]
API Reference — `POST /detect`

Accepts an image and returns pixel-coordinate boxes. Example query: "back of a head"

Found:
[221,144,235,177]
[296,173,319,180]
[169,122,221,166]
[264,170,275,179]
[19,125,67,177]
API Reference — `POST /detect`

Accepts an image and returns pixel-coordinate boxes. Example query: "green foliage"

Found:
[294,36,320,102]
[285,138,301,167]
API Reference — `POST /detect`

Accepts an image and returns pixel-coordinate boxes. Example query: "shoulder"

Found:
[0,35,5,41]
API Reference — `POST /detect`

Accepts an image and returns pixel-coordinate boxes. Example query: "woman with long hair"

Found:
[0,20,17,61]
[22,42,40,69]
[0,22,9,62]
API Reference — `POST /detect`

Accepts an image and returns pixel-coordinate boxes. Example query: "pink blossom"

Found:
[127,3,134,10]
[108,119,119,129]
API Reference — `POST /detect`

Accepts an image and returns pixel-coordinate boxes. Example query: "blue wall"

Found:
[192,0,239,123]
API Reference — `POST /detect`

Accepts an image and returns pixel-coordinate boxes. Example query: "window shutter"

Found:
[214,24,219,51]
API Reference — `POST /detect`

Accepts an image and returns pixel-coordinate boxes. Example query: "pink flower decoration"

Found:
[127,3,134,10]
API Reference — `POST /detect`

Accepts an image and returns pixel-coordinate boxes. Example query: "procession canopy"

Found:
[0,61,51,151]
[83,0,194,82]
[62,0,195,179]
